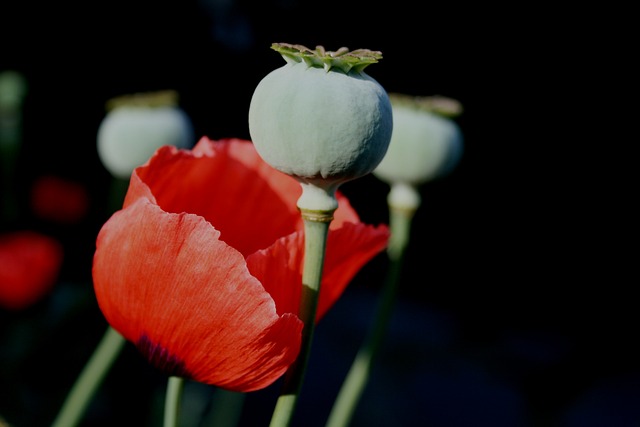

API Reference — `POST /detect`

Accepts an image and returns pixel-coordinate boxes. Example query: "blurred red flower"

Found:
[30,175,89,224]
[0,230,64,310]
[93,137,389,392]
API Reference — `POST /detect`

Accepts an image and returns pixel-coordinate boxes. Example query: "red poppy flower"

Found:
[0,230,64,310]
[93,137,389,392]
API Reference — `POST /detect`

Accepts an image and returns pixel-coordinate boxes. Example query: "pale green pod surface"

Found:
[248,44,393,198]
[97,91,195,179]
[373,95,463,186]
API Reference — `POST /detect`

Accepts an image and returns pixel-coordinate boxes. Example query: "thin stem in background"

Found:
[325,204,416,427]
[163,376,185,427]
[50,327,126,427]
[50,176,130,427]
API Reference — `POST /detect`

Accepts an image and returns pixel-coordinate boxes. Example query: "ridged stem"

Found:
[269,207,334,427]
[163,376,185,427]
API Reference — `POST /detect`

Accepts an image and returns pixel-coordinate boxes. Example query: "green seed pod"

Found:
[373,93,463,189]
[373,94,463,211]
[249,43,393,212]
[97,90,195,179]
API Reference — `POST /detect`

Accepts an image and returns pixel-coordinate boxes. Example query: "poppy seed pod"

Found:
[373,94,464,188]
[249,43,393,212]
[97,90,195,180]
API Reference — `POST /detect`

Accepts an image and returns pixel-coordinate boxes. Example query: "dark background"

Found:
[1,1,635,426]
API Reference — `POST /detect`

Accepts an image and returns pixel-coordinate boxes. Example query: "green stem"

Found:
[51,327,126,427]
[164,376,185,427]
[325,203,416,427]
[269,208,334,427]
[49,175,129,427]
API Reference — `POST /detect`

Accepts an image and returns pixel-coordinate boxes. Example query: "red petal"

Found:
[247,222,389,322]
[246,232,305,318]
[0,231,63,310]
[332,193,361,228]
[317,223,390,320]
[126,138,303,257]
[93,199,303,391]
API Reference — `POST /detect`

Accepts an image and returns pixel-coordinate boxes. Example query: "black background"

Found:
[1,1,635,426]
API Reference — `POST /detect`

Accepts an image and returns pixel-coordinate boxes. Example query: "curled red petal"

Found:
[317,222,390,320]
[93,199,302,391]
[246,232,304,318]
[247,222,390,322]
[332,192,361,228]
[124,138,364,253]
[0,231,63,310]
[125,137,303,257]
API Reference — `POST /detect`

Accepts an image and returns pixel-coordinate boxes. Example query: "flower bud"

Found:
[249,43,393,212]
[373,93,463,188]
[97,90,195,179]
